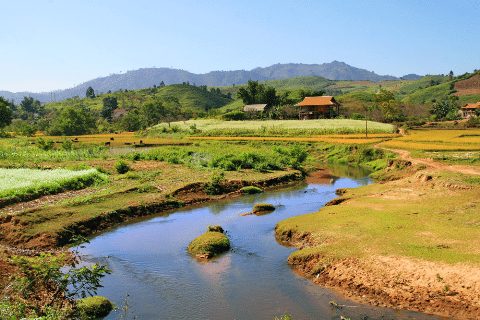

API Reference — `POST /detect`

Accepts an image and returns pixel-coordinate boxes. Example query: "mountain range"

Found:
[1,61,421,103]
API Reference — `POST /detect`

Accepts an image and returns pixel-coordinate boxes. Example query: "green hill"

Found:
[46,84,232,115]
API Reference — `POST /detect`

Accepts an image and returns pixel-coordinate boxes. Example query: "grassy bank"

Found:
[275,136,480,318]
[0,139,307,247]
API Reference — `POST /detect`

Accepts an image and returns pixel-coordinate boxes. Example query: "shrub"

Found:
[240,186,263,194]
[115,160,130,174]
[207,225,224,233]
[36,137,54,151]
[61,139,73,150]
[77,296,113,318]
[204,171,226,195]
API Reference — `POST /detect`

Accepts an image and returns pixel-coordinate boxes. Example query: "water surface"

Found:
[77,170,437,320]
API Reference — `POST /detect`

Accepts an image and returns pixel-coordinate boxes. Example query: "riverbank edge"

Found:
[0,170,303,249]
[274,163,480,319]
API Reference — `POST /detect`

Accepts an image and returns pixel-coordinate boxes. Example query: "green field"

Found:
[150,119,395,136]
[0,168,106,205]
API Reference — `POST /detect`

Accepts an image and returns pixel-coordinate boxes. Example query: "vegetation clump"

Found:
[252,203,275,214]
[115,160,130,174]
[188,226,230,259]
[240,185,263,194]
[77,296,113,318]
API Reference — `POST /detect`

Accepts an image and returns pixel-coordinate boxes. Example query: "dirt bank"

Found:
[0,171,303,249]
[278,230,480,319]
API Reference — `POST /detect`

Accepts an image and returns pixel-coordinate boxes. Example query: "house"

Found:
[295,96,340,119]
[460,102,480,118]
[243,104,268,112]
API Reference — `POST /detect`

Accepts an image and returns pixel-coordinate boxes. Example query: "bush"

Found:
[207,225,224,233]
[115,160,130,174]
[204,171,226,195]
[77,296,113,318]
[61,139,73,150]
[240,186,263,194]
[36,137,54,151]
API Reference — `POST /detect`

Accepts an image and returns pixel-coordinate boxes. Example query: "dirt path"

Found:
[381,147,480,176]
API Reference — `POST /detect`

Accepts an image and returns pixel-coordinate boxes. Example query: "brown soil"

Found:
[454,74,480,96]
[287,253,480,319]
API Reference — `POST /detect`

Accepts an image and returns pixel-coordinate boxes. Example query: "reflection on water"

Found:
[75,166,436,320]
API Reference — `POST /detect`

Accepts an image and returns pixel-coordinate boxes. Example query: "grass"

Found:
[77,296,113,318]
[149,119,395,136]
[277,171,480,265]
[188,227,230,258]
[0,168,106,206]
[252,203,275,214]
[123,141,309,172]
[240,186,263,194]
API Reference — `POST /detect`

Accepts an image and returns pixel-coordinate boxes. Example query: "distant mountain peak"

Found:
[1,61,402,103]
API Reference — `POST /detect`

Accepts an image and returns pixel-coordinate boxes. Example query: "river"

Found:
[75,167,437,320]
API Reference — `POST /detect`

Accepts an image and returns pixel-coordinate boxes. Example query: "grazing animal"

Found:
[104,141,111,146]
[110,137,114,141]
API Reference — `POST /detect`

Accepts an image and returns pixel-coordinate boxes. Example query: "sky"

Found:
[1,0,480,92]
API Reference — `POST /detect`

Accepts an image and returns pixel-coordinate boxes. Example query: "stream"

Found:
[75,167,437,320]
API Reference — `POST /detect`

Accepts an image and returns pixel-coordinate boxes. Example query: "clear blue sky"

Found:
[1,0,479,92]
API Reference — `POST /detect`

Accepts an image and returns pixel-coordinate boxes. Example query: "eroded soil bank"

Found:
[275,160,480,319]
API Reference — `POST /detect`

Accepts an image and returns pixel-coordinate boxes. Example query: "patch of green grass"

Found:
[240,186,263,194]
[276,172,480,265]
[0,168,107,206]
[77,296,113,318]
[252,203,275,214]
[188,228,230,258]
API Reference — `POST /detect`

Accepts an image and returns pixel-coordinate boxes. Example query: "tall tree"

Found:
[86,86,96,99]
[101,97,118,122]
[0,97,13,129]
[48,105,96,135]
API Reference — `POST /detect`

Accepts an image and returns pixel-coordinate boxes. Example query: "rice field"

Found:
[0,168,106,206]
[189,134,398,145]
[379,129,480,151]
[150,119,396,136]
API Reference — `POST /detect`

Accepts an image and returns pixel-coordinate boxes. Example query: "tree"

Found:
[448,70,454,80]
[431,96,459,120]
[159,81,165,87]
[101,97,118,121]
[119,110,142,131]
[373,89,405,122]
[48,106,96,135]
[237,80,279,107]
[86,86,96,99]
[19,96,43,119]
[0,97,13,129]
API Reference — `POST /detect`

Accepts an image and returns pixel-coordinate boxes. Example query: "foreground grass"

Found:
[277,170,480,265]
